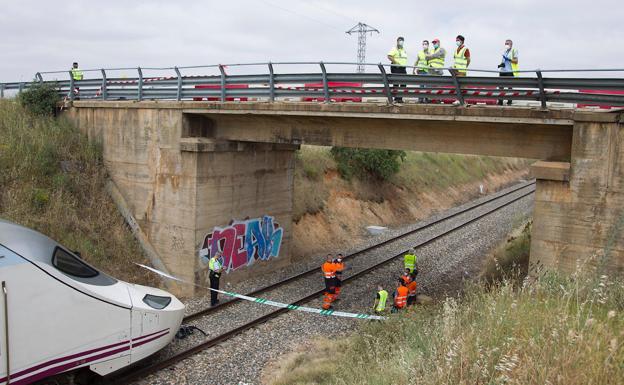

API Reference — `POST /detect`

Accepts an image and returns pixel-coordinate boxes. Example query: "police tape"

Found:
[136,263,386,321]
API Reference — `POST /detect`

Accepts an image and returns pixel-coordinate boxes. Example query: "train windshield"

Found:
[52,247,99,278]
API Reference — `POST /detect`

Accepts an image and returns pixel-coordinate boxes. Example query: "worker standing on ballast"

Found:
[404,247,417,274]
[208,252,224,307]
[322,254,337,310]
[407,271,418,306]
[373,283,389,315]
[333,253,345,300]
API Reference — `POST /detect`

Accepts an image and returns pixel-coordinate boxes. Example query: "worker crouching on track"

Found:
[333,253,345,300]
[393,279,409,312]
[322,254,337,310]
[373,284,389,315]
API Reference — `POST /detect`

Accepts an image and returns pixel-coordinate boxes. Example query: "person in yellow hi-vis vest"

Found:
[452,35,471,77]
[387,36,408,103]
[413,40,431,103]
[497,39,519,105]
[404,247,417,274]
[373,284,389,315]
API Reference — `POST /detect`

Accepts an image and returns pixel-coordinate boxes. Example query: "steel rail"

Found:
[183,180,535,323]
[102,182,535,385]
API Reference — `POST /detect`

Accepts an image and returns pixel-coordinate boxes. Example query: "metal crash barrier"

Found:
[1,62,624,108]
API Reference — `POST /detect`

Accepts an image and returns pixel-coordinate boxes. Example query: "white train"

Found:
[0,219,185,385]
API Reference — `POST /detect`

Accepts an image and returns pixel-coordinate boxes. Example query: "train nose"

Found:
[128,283,185,313]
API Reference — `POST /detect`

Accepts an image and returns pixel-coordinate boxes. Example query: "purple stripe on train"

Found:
[199,215,283,273]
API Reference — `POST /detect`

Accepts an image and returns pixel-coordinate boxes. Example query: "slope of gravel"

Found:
[128,181,533,385]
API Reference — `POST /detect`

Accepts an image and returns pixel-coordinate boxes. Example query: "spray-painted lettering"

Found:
[199,216,283,273]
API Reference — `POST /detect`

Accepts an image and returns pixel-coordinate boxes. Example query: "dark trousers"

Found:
[498,71,513,105]
[390,65,407,102]
[209,272,220,306]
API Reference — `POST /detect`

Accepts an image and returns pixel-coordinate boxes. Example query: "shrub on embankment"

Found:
[293,145,529,222]
[269,269,624,385]
[0,99,155,285]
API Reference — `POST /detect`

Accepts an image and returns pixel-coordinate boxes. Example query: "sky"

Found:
[1,0,623,82]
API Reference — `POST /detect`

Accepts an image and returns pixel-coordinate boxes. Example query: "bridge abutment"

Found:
[531,114,624,275]
[66,106,297,297]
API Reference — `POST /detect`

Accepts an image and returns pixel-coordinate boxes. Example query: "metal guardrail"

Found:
[1,62,624,108]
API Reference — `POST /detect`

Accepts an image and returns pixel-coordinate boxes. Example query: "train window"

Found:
[52,247,99,278]
[143,294,171,309]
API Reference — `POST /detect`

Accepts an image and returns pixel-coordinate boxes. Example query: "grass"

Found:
[269,267,624,385]
[0,100,156,285]
[481,221,532,283]
[394,152,529,191]
[292,146,530,221]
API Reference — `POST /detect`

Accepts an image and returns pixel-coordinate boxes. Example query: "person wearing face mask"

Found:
[452,35,470,77]
[497,39,519,105]
[413,40,431,103]
[387,36,408,103]
[426,38,446,76]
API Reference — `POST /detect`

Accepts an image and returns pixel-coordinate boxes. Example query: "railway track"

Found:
[104,180,536,384]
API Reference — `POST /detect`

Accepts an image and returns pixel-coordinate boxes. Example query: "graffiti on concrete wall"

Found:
[199,215,283,273]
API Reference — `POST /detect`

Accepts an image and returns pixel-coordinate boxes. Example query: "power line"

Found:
[259,0,343,32]
[305,1,356,23]
[346,22,379,73]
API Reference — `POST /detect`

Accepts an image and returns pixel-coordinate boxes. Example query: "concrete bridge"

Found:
[64,101,624,295]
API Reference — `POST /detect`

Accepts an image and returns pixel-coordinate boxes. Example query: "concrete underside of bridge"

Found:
[66,101,623,296]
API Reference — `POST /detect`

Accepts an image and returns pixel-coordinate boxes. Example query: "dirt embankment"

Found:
[292,162,530,260]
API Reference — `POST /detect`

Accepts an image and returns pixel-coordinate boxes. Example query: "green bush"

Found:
[330,147,406,181]
[17,82,59,116]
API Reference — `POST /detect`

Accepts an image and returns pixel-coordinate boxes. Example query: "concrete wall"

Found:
[531,112,624,275]
[65,106,297,296]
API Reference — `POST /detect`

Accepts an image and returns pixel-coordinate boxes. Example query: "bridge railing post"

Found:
[320,62,330,103]
[101,69,108,100]
[378,63,393,104]
[450,69,465,106]
[268,62,275,102]
[68,71,75,101]
[137,67,143,101]
[536,70,547,110]
[0,83,4,99]
[218,65,227,102]
[174,67,182,101]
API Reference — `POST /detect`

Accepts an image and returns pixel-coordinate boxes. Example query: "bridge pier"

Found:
[531,114,624,275]
[66,106,297,297]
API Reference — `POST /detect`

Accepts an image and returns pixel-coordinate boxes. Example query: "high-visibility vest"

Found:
[404,253,417,272]
[453,46,468,72]
[388,47,408,66]
[376,289,388,312]
[509,47,519,77]
[71,68,83,81]
[322,262,336,279]
[428,47,445,68]
[395,285,408,308]
[408,281,417,297]
[401,274,412,286]
[416,49,429,71]
[208,256,219,271]
[333,260,344,278]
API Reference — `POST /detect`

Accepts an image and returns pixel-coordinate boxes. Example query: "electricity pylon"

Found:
[346,22,380,73]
